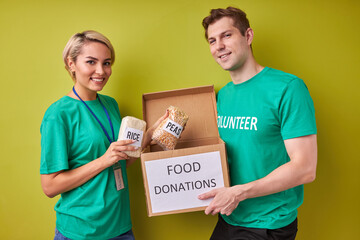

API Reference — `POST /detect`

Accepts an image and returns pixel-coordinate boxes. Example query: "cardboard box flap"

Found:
[142,85,219,144]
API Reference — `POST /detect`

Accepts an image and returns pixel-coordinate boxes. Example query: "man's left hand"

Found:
[198,186,246,216]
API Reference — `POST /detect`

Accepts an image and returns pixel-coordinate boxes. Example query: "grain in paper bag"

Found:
[118,116,147,158]
[152,106,189,150]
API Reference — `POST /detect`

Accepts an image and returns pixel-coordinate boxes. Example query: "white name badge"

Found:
[113,162,125,191]
[162,119,183,138]
[122,127,143,148]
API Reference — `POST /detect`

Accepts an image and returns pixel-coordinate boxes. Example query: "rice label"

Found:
[123,127,143,147]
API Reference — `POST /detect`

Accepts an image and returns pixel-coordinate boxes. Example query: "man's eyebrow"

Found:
[221,29,233,34]
[208,30,233,40]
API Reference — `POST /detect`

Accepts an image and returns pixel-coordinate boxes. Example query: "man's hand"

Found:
[198,186,247,216]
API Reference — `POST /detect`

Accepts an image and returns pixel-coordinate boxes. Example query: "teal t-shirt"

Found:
[40,95,132,240]
[217,67,317,229]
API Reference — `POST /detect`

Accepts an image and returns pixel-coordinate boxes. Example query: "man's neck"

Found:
[229,59,264,84]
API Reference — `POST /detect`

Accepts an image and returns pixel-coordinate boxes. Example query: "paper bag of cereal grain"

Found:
[118,116,147,158]
[152,106,189,150]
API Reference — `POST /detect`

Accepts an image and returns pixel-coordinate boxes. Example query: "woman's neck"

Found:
[68,86,97,101]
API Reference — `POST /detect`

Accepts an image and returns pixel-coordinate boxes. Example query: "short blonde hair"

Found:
[62,30,115,80]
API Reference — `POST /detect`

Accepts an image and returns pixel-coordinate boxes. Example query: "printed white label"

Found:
[145,151,224,213]
[162,119,183,138]
[122,127,143,148]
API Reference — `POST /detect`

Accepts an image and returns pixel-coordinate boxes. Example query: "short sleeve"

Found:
[40,113,69,174]
[279,78,317,140]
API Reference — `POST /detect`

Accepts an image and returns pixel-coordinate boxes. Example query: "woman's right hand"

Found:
[142,110,169,149]
[100,139,137,167]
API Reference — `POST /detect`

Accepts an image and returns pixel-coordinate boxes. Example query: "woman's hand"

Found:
[142,110,169,149]
[149,110,169,134]
[100,139,137,167]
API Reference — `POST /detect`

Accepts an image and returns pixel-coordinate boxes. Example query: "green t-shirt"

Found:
[40,95,132,240]
[217,67,317,229]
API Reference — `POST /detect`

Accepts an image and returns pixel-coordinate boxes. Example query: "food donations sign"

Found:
[144,151,224,214]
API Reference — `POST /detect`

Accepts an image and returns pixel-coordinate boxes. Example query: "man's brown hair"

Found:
[202,7,250,40]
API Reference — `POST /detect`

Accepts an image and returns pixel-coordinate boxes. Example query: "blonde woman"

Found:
[40,30,166,240]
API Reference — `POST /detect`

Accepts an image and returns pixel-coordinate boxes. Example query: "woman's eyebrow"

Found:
[85,56,111,61]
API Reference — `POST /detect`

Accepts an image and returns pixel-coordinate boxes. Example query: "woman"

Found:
[40,30,165,240]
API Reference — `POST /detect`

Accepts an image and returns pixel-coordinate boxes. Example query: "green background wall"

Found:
[0,0,359,239]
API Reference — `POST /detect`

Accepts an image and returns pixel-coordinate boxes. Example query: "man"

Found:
[198,7,317,240]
